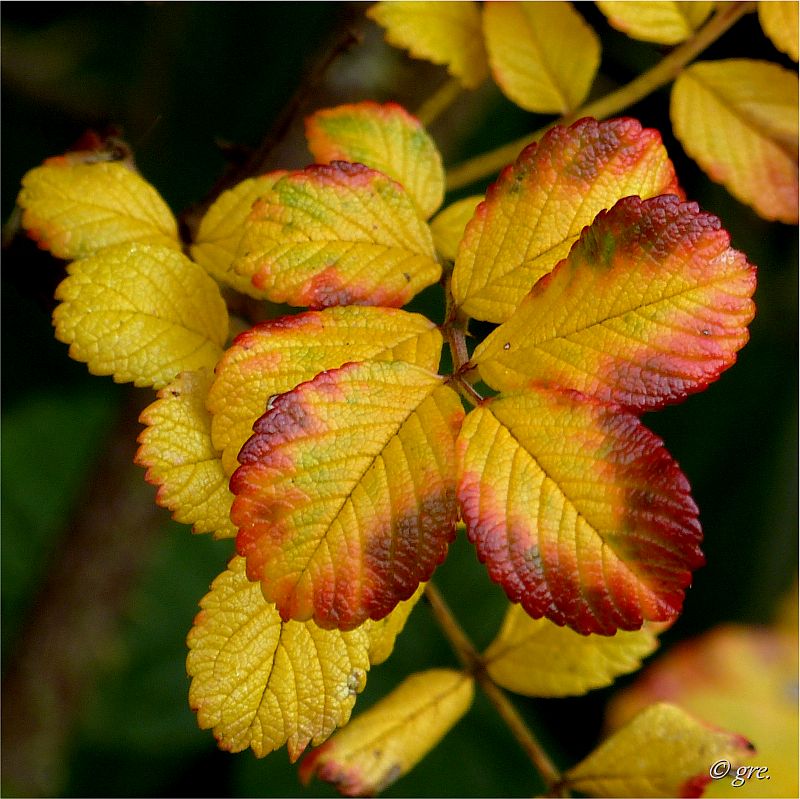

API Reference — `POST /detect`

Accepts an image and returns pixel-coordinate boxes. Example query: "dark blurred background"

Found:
[2,3,796,797]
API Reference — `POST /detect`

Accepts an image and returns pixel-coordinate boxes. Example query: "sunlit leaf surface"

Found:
[758,1,799,61]
[232,360,464,630]
[596,1,715,44]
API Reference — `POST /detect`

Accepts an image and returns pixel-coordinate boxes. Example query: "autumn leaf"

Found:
[18,159,179,260]
[191,172,287,297]
[53,242,229,389]
[305,102,444,219]
[206,306,443,476]
[429,195,483,262]
[758,1,799,61]
[671,59,799,224]
[367,1,488,89]
[596,1,715,45]
[562,702,755,798]
[231,360,464,630]
[456,387,704,635]
[484,604,664,697]
[607,623,799,798]
[299,669,474,796]
[452,118,682,323]
[234,162,441,308]
[483,1,601,114]
[187,556,421,761]
[472,195,756,410]
[136,369,235,539]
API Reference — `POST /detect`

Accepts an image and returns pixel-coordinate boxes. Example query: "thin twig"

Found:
[445,1,756,191]
[415,77,464,127]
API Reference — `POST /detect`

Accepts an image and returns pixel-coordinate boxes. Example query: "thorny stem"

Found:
[445,1,756,192]
[424,582,564,793]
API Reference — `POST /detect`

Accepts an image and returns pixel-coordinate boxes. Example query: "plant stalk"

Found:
[415,77,464,127]
[445,1,756,191]
[424,582,563,791]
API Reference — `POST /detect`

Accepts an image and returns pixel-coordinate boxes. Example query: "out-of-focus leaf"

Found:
[53,243,229,389]
[18,160,179,260]
[473,195,756,410]
[235,162,441,308]
[231,361,464,630]
[299,669,474,796]
[136,369,235,538]
[452,118,681,323]
[206,306,443,476]
[456,388,704,635]
[484,605,664,697]
[191,172,287,297]
[367,1,488,89]
[671,59,799,224]
[429,195,483,262]
[305,102,444,219]
[483,1,601,114]
[758,1,799,61]
[563,702,754,797]
[595,1,715,45]
[606,624,799,798]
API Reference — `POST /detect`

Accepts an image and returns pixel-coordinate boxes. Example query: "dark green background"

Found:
[2,3,796,797]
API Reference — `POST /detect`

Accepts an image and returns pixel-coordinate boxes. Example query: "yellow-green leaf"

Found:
[299,669,474,795]
[429,195,483,262]
[136,369,235,538]
[484,604,663,697]
[759,1,799,61]
[18,159,179,260]
[562,702,754,797]
[365,585,425,667]
[235,162,441,309]
[305,102,444,219]
[53,243,229,389]
[191,172,287,297]
[452,118,681,323]
[456,388,704,635]
[671,59,799,224]
[607,624,799,799]
[188,555,415,761]
[483,1,601,114]
[206,306,443,476]
[367,1,488,89]
[471,195,756,411]
[595,1,715,45]
[231,360,464,630]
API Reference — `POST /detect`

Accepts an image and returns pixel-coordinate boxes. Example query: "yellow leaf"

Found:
[365,584,425,667]
[606,624,799,798]
[191,173,287,297]
[305,102,445,220]
[429,195,483,262]
[563,702,755,798]
[595,1,715,45]
[53,243,229,389]
[207,306,443,476]
[759,1,799,61]
[452,118,681,323]
[232,360,464,630]
[367,1,488,89]
[235,163,441,309]
[483,1,601,114]
[300,669,474,795]
[18,160,179,260]
[484,604,663,697]
[671,59,799,224]
[136,369,235,538]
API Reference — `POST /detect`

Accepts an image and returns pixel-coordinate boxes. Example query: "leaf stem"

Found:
[424,582,563,791]
[415,77,465,127]
[445,1,756,191]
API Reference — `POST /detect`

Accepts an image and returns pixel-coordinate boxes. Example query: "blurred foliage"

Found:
[2,3,796,797]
